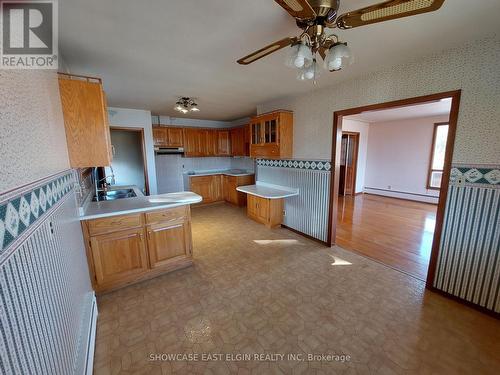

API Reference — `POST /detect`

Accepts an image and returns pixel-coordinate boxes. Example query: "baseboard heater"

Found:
[364,187,439,204]
[84,294,98,375]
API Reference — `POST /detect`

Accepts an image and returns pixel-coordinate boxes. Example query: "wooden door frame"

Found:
[110,126,150,195]
[341,131,360,196]
[327,90,461,288]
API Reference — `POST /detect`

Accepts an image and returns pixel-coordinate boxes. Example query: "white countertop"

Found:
[80,191,202,220]
[185,169,255,177]
[236,182,299,199]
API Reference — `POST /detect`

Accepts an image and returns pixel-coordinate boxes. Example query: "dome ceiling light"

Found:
[237,0,445,82]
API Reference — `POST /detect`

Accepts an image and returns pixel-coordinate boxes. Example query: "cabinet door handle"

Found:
[139,233,144,240]
[147,231,152,239]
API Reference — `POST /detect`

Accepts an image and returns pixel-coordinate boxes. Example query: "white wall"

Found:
[108,107,158,194]
[364,115,448,202]
[342,118,370,194]
[0,71,69,192]
[257,36,500,165]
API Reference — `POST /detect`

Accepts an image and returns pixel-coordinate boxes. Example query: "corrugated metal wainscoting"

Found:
[256,159,331,242]
[433,164,500,313]
[0,171,95,375]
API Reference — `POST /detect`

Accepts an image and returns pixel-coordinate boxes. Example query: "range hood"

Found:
[154,147,184,155]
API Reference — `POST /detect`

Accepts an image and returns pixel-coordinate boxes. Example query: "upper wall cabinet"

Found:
[58,74,112,168]
[230,125,249,157]
[182,127,247,157]
[250,111,293,159]
[217,130,231,156]
[153,126,184,147]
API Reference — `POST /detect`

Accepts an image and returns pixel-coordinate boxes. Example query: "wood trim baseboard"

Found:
[426,285,500,320]
[280,224,329,246]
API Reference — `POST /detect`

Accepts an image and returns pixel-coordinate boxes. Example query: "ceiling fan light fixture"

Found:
[297,59,318,81]
[292,42,313,69]
[285,44,301,68]
[174,97,200,114]
[324,42,353,71]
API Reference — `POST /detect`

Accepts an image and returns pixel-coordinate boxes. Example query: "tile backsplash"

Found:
[155,156,255,194]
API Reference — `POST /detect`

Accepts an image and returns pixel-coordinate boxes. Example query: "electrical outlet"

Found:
[283,210,286,217]
[387,185,392,190]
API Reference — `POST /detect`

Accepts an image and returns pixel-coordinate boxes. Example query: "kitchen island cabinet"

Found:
[81,194,201,294]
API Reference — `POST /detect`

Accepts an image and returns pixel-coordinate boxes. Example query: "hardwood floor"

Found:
[336,193,437,280]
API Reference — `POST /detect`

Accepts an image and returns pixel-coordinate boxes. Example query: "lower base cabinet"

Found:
[189,175,222,204]
[82,205,193,294]
[147,220,191,269]
[246,195,284,228]
[190,174,254,206]
[224,175,255,206]
[90,227,149,287]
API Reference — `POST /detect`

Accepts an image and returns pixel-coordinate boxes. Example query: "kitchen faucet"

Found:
[93,166,116,197]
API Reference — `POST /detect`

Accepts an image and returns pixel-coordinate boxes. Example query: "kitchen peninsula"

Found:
[79,189,202,294]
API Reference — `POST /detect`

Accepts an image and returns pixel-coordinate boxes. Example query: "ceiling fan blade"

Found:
[336,0,445,29]
[274,0,316,20]
[237,37,298,65]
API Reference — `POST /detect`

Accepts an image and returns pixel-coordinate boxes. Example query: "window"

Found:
[427,122,449,189]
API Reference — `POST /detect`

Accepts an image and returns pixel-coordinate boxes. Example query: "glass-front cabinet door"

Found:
[264,116,278,144]
[251,122,262,145]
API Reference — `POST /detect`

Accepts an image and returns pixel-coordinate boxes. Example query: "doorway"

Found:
[107,127,149,195]
[339,132,359,196]
[327,90,461,284]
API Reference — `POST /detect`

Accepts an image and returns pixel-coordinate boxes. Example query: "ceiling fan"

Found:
[237,0,445,81]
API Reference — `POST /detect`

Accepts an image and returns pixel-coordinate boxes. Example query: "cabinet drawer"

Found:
[250,144,279,158]
[145,206,187,224]
[87,213,143,236]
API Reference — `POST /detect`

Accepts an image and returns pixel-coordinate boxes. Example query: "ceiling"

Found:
[59,0,500,121]
[348,98,452,123]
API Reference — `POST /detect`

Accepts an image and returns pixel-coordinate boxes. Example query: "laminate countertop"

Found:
[80,191,202,221]
[236,182,299,199]
[185,169,255,177]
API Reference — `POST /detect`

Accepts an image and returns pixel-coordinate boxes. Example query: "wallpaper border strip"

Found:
[450,164,500,188]
[257,158,332,171]
[0,170,75,258]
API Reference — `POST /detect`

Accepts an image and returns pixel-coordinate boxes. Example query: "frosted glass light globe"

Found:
[324,42,353,71]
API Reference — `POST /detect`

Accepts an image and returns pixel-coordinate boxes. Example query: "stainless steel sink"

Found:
[93,189,136,202]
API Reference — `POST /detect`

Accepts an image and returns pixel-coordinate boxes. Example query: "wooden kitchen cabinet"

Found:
[179,126,253,157]
[167,127,184,147]
[90,227,149,287]
[223,174,255,206]
[58,74,112,167]
[217,130,231,156]
[82,207,193,293]
[212,174,223,201]
[250,111,293,159]
[189,175,214,203]
[247,195,284,228]
[230,126,249,156]
[206,130,218,156]
[183,128,203,156]
[153,127,167,146]
[153,127,184,147]
[147,220,192,270]
[189,174,250,205]
[189,174,223,204]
